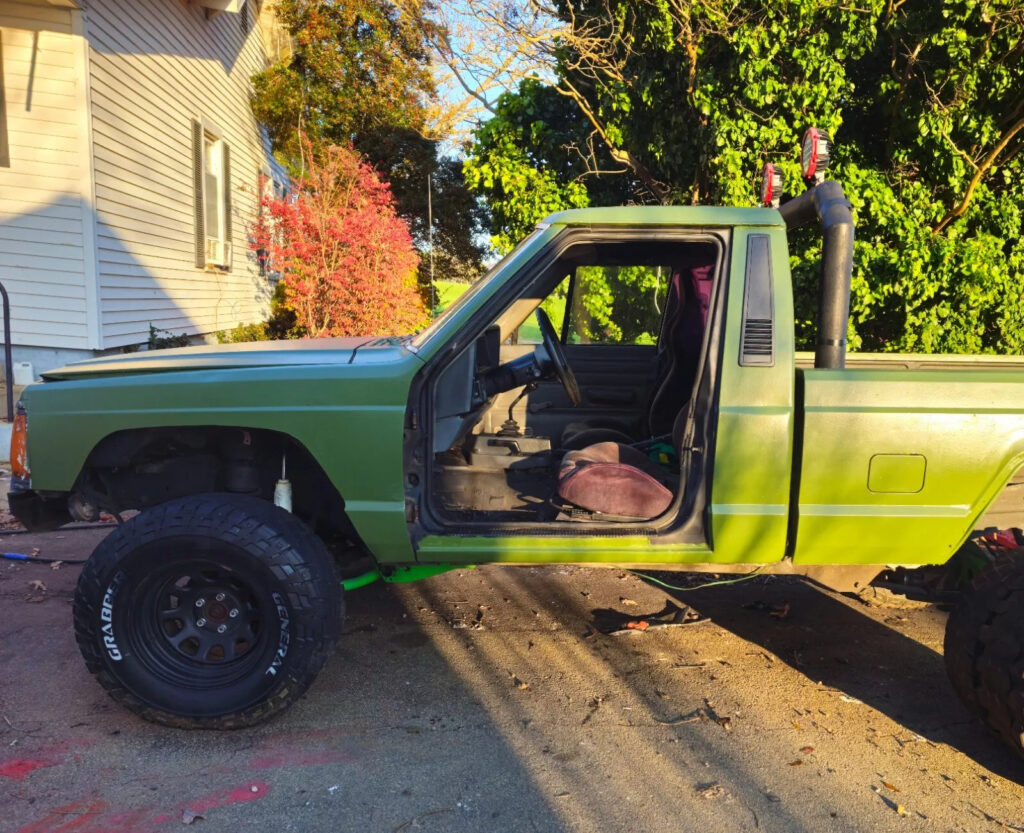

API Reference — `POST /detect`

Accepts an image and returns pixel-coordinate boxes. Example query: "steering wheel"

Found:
[535,308,581,406]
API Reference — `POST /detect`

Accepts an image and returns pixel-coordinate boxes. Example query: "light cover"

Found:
[760,163,783,207]
[801,127,832,179]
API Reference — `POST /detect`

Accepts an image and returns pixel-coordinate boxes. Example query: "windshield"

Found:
[410,228,547,350]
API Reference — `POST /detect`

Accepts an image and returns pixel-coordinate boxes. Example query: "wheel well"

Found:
[72,426,361,550]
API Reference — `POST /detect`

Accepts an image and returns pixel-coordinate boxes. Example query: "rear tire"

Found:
[73,493,343,729]
[943,551,1024,758]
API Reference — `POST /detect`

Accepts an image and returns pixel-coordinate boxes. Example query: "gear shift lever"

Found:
[497,383,536,437]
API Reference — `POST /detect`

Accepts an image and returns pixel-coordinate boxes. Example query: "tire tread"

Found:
[73,493,343,730]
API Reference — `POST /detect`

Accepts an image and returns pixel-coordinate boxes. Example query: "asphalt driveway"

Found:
[1,527,1023,833]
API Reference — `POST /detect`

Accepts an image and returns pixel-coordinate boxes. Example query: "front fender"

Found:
[23,358,421,562]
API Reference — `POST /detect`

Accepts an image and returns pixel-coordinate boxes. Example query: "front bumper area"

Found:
[8,480,73,531]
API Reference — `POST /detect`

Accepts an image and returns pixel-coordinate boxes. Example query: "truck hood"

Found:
[41,336,418,381]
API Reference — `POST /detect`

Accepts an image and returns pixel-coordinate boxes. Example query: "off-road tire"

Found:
[73,493,343,729]
[943,551,1024,758]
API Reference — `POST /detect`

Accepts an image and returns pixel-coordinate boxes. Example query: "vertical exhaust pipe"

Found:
[777,181,854,369]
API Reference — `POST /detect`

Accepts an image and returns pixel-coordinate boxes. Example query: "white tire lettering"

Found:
[101,571,127,661]
[266,591,291,676]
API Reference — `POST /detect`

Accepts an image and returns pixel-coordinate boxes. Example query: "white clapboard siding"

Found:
[85,0,275,347]
[0,1,92,350]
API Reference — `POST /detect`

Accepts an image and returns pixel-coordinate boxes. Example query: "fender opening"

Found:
[53,427,372,575]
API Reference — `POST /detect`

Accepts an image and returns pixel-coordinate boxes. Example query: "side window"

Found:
[192,120,232,270]
[513,275,569,344]
[566,264,668,345]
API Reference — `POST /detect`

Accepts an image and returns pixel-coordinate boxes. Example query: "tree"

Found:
[252,143,427,337]
[252,0,486,284]
[461,0,1024,354]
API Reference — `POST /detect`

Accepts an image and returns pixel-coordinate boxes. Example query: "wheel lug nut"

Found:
[228,608,239,618]
[215,593,226,602]
[217,624,227,634]
[196,617,207,627]
[195,598,205,607]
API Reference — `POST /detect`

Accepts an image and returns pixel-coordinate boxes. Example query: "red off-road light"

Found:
[760,163,783,208]
[801,127,832,180]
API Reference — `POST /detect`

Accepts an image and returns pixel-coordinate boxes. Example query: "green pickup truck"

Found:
[10,136,1024,757]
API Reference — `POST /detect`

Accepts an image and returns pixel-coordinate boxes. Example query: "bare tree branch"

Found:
[934,116,1024,233]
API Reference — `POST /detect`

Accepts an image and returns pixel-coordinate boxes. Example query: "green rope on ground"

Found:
[625,564,769,592]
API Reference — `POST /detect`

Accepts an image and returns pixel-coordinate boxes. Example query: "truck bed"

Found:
[796,351,1024,371]
[791,352,1024,565]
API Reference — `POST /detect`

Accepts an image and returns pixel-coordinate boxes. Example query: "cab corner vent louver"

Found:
[740,235,776,367]
[742,319,773,357]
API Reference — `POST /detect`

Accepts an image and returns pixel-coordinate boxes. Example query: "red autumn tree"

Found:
[253,142,427,337]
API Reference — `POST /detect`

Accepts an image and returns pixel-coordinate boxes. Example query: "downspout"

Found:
[777,181,854,369]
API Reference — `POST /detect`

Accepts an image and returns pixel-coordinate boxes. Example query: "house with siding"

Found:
[0,0,288,377]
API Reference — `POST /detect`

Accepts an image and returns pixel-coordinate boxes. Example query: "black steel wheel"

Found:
[944,550,1024,759]
[73,493,342,729]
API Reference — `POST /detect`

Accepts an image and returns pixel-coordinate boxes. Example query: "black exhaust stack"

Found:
[777,181,854,369]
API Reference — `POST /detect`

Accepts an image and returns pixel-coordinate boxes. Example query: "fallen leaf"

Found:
[511,675,530,691]
[181,809,204,825]
[895,804,908,816]
[50,561,63,571]
[800,746,815,754]
[28,580,46,593]
[619,598,638,606]
[882,781,900,792]
[696,783,726,800]
[788,760,803,766]
[792,722,802,730]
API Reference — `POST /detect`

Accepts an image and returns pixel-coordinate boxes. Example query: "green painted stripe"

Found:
[799,504,970,518]
[711,504,789,516]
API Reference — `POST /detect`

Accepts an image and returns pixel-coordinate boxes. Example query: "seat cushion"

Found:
[558,442,673,519]
[559,420,635,450]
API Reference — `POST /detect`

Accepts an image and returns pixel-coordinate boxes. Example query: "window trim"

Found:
[191,118,232,271]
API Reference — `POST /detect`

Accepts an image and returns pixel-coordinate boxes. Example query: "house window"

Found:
[192,119,232,270]
[257,169,288,278]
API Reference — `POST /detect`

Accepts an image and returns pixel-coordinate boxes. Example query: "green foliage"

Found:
[464,81,603,252]
[218,283,302,344]
[468,1,1024,354]
[131,325,190,352]
[251,0,486,284]
[570,266,666,344]
[252,0,434,161]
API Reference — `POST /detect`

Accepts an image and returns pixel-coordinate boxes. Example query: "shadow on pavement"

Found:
[652,575,1024,783]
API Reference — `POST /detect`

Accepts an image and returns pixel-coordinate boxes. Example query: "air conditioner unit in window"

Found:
[205,238,232,267]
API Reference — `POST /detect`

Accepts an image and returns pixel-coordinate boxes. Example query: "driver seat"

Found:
[556,408,688,519]
[559,249,715,450]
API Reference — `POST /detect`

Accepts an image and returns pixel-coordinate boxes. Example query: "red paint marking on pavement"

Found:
[186,780,270,814]
[14,800,107,833]
[15,781,268,833]
[1,739,95,782]
[0,759,54,781]
[91,808,161,833]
